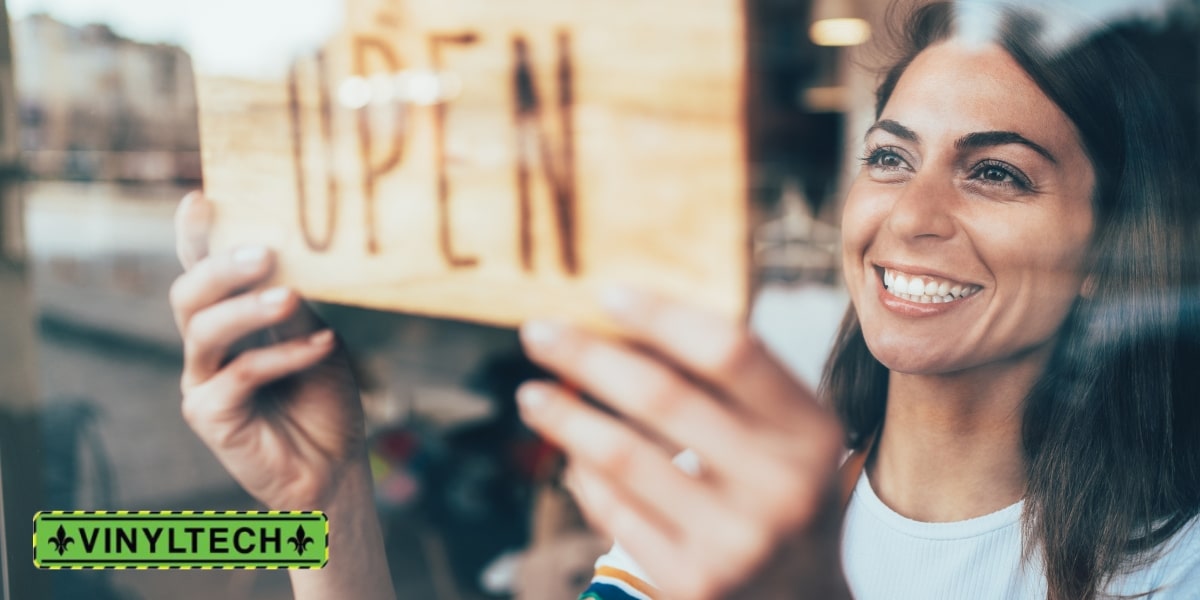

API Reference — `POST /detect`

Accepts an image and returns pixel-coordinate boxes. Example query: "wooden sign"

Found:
[195,0,749,328]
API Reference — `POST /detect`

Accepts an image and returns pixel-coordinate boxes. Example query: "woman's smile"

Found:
[872,264,983,317]
[880,267,981,303]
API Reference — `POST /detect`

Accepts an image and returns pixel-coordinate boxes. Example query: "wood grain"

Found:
[196,0,750,328]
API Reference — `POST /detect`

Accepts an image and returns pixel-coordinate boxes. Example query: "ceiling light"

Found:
[810,0,871,47]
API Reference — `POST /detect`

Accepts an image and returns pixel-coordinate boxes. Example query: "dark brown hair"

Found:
[820,3,1200,599]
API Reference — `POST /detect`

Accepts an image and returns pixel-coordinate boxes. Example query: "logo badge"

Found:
[33,511,327,569]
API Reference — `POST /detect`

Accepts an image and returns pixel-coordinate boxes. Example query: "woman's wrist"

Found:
[289,460,396,600]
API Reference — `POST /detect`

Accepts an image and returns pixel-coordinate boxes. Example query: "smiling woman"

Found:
[823,2,1200,599]
[165,1,1200,599]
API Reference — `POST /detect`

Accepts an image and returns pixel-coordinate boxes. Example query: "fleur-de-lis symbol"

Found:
[49,525,74,556]
[287,525,314,554]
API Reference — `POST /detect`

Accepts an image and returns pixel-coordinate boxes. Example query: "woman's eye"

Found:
[861,147,908,172]
[981,166,1010,182]
[969,160,1033,191]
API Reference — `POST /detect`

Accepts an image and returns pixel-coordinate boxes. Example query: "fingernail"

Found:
[184,191,212,219]
[233,246,268,267]
[517,384,550,411]
[600,286,642,317]
[259,286,290,305]
[521,320,563,348]
[309,329,334,345]
[562,467,581,496]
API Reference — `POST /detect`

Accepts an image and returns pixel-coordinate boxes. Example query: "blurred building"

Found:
[12,13,201,183]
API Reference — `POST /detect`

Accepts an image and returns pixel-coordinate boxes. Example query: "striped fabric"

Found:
[578,566,658,600]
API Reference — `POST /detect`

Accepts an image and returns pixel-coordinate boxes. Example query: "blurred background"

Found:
[0,0,1195,598]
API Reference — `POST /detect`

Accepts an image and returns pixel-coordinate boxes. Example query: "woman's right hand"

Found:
[169,191,366,511]
[171,192,395,599]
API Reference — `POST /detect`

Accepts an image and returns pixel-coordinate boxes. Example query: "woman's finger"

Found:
[599,288,821,423]
[564,464,696,595]
[182,329,337,431]
[169,246,274,335]
[568,461,776,600]
[523,324,841,513]
[516,381,724,538]
[519,320,752,475]
[181,287,302,390]
[175,191,213,270]
[519,320,844,504]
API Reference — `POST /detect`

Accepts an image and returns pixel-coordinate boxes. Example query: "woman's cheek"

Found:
[840,183,891,269]
[840,184,868,249]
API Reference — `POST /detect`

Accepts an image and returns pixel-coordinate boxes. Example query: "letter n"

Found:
[512,31,579,275]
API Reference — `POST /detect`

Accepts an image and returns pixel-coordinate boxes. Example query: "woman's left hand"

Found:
[517,289,852,600]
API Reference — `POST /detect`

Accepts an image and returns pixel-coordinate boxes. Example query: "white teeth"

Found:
[881,268,980,304]
[907,278,925,295]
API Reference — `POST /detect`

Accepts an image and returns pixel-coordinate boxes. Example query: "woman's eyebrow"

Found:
[955,131,1058,164]
[864,119,919,143]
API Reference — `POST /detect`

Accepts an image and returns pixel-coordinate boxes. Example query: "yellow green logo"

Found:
[33,511,327,569]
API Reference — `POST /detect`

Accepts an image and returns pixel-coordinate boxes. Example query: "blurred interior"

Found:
[0,0,1195,598]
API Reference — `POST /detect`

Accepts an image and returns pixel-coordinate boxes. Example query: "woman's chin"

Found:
[863,336,966,376]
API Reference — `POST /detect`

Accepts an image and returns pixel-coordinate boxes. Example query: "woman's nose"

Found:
[884,170,957,242]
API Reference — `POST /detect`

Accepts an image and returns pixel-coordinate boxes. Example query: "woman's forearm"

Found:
[290,462,396,600]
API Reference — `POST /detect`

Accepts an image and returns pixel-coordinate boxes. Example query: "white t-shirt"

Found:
[591,472,1200,599]
[843,471,1200,598]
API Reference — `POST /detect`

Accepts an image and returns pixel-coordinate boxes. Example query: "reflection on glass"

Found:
[1,1,1195,599]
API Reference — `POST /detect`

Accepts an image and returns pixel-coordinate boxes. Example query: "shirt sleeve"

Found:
[578,541,659,600]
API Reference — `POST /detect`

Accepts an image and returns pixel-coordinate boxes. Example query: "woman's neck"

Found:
[866,353,1048,523]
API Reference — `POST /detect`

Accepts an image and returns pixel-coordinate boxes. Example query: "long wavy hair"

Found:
[819,3,1200,599]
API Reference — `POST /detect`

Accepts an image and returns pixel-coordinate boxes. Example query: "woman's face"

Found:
[842,40,1096,375]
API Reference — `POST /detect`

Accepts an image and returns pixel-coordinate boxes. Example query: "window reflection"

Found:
[3,1,1196,599]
